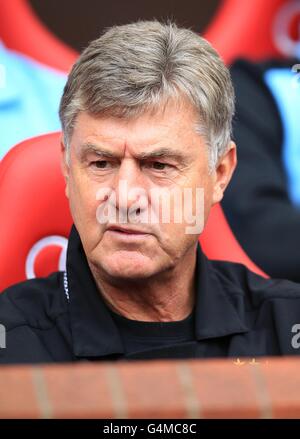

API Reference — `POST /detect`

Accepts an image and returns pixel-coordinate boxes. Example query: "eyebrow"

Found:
[79,142,189,164]
[79,143,116,160]
[136,148,188,163]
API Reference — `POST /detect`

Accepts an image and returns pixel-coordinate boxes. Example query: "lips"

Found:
[106,225,149,235]
[105,225,151,242]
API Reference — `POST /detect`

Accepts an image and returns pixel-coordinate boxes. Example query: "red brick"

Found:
[118,360,195,418]
[1,358,300,419]
[0,366,40,418]
[189,358,263,418]
[260,357,300,418]
[42,363,115,418]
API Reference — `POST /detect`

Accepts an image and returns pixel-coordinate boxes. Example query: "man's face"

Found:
[62,100,235,281]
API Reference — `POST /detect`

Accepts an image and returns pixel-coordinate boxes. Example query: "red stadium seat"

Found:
[0,132,266,292]
[205,0,298,63]
[0,0,77,72]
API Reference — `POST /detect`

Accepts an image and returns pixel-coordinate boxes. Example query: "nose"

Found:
[113,159,148,222]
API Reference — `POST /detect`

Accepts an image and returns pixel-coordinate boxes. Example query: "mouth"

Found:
[106,225,152,240]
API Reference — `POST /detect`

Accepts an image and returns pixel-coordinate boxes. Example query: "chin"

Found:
[99,251,159,280]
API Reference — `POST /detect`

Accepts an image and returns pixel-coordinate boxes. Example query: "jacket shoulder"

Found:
[0,272,67,331]
[209,259,300,307]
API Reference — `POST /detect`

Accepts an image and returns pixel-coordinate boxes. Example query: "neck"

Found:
[89,246,197,322]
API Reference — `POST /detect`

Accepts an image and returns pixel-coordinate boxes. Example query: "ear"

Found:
[60,137,70,199]
[212,141,237,205]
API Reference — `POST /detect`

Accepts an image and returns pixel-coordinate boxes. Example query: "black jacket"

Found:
[1,225,300,364]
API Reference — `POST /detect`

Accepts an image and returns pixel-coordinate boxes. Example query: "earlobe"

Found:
[212,185,225,205]
[212,142,237,205]
[65,184,69,199]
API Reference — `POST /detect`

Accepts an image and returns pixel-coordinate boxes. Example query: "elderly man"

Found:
[1,21,300,364]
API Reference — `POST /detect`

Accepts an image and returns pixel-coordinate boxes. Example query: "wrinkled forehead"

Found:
[69,103,204,159]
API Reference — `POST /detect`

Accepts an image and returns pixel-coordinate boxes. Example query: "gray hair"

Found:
[59,20,235,168]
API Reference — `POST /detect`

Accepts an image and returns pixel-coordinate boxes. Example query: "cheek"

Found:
[156,221,198,263]
[186,167,215,226]
[68,172,99,223]
[200,179,214,221]
[68,173,106,255]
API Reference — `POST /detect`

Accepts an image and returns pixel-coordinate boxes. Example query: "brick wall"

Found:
[0,357,300,418]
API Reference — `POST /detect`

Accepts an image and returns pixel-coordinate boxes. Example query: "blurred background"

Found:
[29,0,221,52]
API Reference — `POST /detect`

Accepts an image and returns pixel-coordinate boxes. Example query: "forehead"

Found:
[70,101,202,154]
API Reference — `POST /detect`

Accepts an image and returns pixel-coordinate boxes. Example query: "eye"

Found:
[142,161,175,174]
[152,161,167,170]
[91,160,109,169]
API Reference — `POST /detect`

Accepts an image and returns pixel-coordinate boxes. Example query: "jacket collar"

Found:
[66,225,124,357]
[65,225,249,359]
[194,252,249,340]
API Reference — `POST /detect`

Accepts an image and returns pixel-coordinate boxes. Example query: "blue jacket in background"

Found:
[0,42,66,160]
